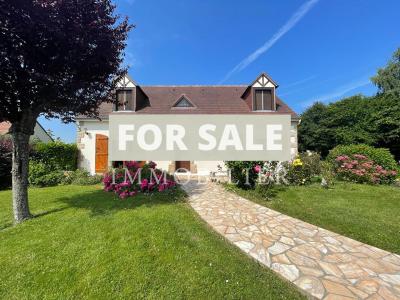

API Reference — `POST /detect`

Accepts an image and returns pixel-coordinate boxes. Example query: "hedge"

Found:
[31,141,78,171]
[327,144,398,171]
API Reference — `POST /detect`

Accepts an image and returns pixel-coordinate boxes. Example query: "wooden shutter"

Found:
[95,134,109,173]
[263,90,273,110]
[254,90,263,110]
[125,90,133,109]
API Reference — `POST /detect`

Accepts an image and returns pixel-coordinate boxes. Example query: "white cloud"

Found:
[219,0,320,83]
[301,78,371,108]
[283,75,317,88]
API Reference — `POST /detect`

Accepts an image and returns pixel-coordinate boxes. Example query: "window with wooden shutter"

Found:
[253,89,274,111]
[115,90,133,111]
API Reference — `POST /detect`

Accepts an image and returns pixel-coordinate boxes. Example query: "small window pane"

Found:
[174,97,193,107]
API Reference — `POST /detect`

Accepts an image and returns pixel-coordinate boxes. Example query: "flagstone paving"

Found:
[182,181,400,299]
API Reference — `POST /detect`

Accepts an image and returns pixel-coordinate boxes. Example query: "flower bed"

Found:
[103,161,176,199]
[334,154,397,184]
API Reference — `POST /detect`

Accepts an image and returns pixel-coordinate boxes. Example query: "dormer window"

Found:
[254,89,274,111]
[172,95,196,109]
[115,89,133,111]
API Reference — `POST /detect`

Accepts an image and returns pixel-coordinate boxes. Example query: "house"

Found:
[76,73,300,175]
[0,121,53,143]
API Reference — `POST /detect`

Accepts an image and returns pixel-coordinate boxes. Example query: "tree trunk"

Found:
[11,131,32,223]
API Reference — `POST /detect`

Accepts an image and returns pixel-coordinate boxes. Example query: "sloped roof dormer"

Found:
[172,95,196,109]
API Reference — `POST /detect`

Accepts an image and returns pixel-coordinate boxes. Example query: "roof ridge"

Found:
[140,85,248,87]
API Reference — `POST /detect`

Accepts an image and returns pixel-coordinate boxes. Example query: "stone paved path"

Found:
[182,181,400,299]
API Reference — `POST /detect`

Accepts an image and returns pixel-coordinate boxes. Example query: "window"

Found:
[173,96,194,108]
[115,90,133,111]
[254,89,274,111]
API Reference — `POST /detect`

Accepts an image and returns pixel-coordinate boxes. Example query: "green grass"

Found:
[0,185,304,299]
[226,182,400,254]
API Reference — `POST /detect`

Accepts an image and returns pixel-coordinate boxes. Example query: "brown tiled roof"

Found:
[86,86,298,119]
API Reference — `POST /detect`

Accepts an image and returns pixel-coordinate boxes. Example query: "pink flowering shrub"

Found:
[334,154,397,184]
[103,161,177,199]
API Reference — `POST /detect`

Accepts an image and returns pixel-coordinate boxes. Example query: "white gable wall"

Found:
[115,75,136,88]
[77,120,110,174]
[252,81,275,88]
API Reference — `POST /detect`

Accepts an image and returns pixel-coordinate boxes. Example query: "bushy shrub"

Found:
[327,144,398,171]
[299,151,322,176]
[31,141,78,171]
[103,161,177,199]
[281,152,322,186]
[224,161,263,189]
[333,154,397,184]
[28,161,64,187]
[0,138,12,190]
[320,161,335,188]
[62,169,102,185]
[252,161,284,199]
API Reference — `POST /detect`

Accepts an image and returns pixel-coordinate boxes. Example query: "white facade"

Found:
[77,120,109,174]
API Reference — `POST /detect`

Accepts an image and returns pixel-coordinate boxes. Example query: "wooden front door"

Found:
[95,134,108,173]
[175,161,190,172]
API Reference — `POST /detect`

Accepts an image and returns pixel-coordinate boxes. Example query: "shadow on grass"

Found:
[0,186,187,230]
[58,187,187,217]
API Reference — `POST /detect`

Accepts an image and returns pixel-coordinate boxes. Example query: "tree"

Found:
[372,48,400,97]
[0,0,132,223]
[368,94,400,159]
[298,96,375,156]
[371,47,400,159]
[298,102,331,154]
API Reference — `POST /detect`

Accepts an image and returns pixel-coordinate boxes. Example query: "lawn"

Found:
[226,182,400,254]
[0,185,304,299]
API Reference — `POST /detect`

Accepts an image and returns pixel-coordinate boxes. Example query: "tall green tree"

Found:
[298,102,331,154]
[372,48,400,97]
[0,0,132,223]
[299,47,400,159]
[299,96,374,156]
[369,95,400,159]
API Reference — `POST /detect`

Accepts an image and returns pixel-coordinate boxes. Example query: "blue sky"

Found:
[40,0,400,142]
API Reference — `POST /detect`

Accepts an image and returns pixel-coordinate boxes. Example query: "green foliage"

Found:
[28,161,64,187]
[254,183,278,201]
[224,161,263,189]
[368,94,400,159]
[281,152,322,186]
[298,102,331,153]
[61,169,102,185]
[32,141,78,171]
[0,138,12,190]
[333,153,397,184]
[327,144,398,171]
[299,95,375,156]
[371,47,400,97]
[320,161,335,188]
[299,48,400,159]
[0,186,304,299]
